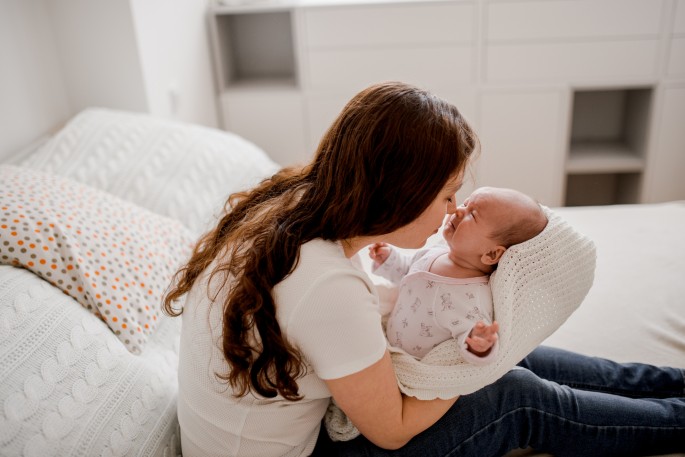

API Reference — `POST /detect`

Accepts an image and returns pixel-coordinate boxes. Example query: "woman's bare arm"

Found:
[325,350,458,450]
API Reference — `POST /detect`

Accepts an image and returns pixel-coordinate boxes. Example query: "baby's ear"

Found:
[481,246,506,265]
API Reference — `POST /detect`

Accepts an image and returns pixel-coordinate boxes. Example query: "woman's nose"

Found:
[454,206,466,218]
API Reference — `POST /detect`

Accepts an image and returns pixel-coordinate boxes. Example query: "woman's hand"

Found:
[369,242,391,268]
[466,321,499,356]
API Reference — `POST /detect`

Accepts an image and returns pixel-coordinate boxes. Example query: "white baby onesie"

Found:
[374,246,498,363]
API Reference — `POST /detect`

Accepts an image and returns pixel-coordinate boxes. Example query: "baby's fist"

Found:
[369,242,391,267]
[466,321,499,356]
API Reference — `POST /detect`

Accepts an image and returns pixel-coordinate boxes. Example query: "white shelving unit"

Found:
[208,0,685,207]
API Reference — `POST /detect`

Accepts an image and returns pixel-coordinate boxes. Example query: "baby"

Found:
[369,186,547,363]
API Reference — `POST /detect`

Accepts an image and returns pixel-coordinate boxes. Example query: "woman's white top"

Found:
[177,239,387,457]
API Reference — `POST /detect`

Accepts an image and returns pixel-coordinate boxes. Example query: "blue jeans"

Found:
[316,346,685,457]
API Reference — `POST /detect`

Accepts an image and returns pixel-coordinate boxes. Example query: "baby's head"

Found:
[442,187,547,271]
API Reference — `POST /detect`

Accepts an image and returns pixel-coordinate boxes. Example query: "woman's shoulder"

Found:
[277,239,376,303]
[274,239,377,311]
[298,239,366,275]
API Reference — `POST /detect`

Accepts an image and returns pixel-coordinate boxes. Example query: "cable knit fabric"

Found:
[0,265,182,456]
[19,108,280,237]
[1,109,282,456]
[325,207,597,441]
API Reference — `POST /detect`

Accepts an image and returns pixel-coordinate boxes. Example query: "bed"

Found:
[0,108,683,457]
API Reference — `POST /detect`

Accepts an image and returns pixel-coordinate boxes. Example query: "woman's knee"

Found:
[476,367,564,408]
[498,367,547,390]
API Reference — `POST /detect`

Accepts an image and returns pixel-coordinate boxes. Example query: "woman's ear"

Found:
[481,246,506,265]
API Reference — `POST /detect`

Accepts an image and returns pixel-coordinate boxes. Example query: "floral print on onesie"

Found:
[374,246,498,364]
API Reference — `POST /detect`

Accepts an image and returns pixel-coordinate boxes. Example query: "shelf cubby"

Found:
[212,10,296,90]
[564,87,653,206]
[565,173,642,207]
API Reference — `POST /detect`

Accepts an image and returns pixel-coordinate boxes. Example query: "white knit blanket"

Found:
[0,265,183,457]
[325,207,596,441]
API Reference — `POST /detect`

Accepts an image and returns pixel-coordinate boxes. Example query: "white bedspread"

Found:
[545,202,685,369]
[0,265,182,457]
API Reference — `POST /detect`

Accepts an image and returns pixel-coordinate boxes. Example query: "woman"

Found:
[164,81,685,457]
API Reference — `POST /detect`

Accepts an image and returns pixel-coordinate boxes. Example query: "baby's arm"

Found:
[369,243,428,284]
[368,243,422,284]
[465,321,499,356]
[369,242,392,269]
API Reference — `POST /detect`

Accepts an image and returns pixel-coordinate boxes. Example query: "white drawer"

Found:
[487,0,663,42]
[307,45,473,90]
[675,0,685,34]
[667,38,685,77]
[302,2,474,48]
[486,40,659,83]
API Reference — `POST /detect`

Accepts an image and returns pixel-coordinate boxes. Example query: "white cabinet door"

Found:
[486,40,659,84]
[302,2,473,48]
[487,0,663,42]
[485,0,664,84]
[301,2,475,92]
[220,87,308,167]
[643,85,685,203]
[476,89,568,206]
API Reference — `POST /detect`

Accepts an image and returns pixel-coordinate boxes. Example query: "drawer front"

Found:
[307,45,473,90]
[486,40,659,83]
[302,2,474,48]
[667,38,685,77]
[487,0,663,42]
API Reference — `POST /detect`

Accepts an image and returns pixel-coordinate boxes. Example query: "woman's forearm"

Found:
[387,395,458,449]
[326,351,458,450]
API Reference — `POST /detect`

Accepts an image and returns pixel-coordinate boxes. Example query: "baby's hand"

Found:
[369,242,391,268]
[466,321,499,356]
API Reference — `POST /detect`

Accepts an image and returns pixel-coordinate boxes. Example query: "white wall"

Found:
[0,0,218,161]
[130,0,218,127]
[47,0,149,114]
[0,0,70,160]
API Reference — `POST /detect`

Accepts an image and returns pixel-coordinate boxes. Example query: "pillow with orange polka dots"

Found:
[0,164,194,354]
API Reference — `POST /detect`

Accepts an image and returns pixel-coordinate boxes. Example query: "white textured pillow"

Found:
[21,108,280,236]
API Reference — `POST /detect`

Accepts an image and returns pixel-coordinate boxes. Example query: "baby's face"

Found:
[441,187,533,263]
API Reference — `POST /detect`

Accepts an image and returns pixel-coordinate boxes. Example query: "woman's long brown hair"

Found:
[163,81,478,401]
